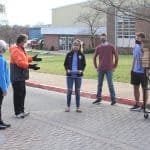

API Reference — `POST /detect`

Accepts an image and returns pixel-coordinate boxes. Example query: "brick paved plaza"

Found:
[0,87,150,150]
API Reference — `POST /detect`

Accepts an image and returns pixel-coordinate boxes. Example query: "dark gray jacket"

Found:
[64,51,86,77]
[10,64,29,82]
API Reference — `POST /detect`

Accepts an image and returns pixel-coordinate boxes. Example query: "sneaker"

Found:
[130,105,141,111]
[0,121,11,128]
[111,101,116,105]
[76,108,82,113]
[23,112,30,117]
[0,124,7,130]
[140,105,150,113]
[65,108,70,112]
[92,99,101,104]
[15,113,25,119]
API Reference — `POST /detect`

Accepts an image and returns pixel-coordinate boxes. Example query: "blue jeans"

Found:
[66,76,82,108]
[96,71,116,102]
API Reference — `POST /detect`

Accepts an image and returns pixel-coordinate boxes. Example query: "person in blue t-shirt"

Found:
[130,32,147,111]
[64,39,86,112]
[0,40,11,130]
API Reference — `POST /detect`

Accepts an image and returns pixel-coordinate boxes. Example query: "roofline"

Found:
[41,26,106,36]
[52,1,88,10]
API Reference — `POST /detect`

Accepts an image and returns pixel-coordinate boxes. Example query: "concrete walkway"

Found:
[26,71,146,106]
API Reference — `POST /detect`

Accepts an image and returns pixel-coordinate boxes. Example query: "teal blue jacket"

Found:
[0,55,10,92]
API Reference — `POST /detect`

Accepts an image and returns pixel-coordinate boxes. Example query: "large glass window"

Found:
[59,36,74,50]
[116,12,135,47]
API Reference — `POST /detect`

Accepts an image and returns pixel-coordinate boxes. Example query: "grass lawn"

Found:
[4,51,132,83]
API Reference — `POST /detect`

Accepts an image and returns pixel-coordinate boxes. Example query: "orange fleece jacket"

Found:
[9,45,32,69]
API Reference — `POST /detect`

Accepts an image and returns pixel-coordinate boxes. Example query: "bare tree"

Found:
[90,0,150,24]
[0,25,13,46]
[0,25,29,46]
[76,11,105,48]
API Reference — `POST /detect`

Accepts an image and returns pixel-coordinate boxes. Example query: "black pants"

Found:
[0,88,3,122]
[12,81,26,115]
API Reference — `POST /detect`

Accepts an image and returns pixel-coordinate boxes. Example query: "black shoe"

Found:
[0,121,11,128]
[92,99,101,104]
[0,124,7,130]
[139,105,150,112]
[111,101,116,105]
[130,105,140,111]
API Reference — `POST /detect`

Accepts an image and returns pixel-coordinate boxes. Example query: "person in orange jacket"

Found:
[9,34,42,118]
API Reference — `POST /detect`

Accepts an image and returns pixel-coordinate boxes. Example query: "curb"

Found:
[26,80,139,106]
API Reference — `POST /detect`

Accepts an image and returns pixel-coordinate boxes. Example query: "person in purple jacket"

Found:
[0,40,11,130]
[93,33,118,105]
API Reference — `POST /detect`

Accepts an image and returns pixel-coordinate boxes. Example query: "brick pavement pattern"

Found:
[0,87,150,150]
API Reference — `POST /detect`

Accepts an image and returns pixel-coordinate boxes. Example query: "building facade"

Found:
[107,7,150,53]
[107,9,135,51]
[135,8,150,39]
[29,27,42,40]
[52,1,106,27]
[42,1,150,52]
[42,26,106,50]
[42,1,106,50]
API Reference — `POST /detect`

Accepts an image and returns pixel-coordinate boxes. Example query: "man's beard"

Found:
[135,40,141,45]
[101,39,106,43]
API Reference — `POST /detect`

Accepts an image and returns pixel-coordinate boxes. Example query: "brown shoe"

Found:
[65,108,70,112]
[76,108,82,113]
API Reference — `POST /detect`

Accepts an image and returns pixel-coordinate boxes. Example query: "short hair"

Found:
[136,32,145,39]
[0,40,7,52]
[100,33,107,37]
[16,34,28,44]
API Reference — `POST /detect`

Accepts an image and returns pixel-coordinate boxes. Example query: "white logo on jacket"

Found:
[79,55,82,59]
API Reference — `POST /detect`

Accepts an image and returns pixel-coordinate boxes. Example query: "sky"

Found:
[5,0,87,26]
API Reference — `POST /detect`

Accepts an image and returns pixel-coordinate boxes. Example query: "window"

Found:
[59,36,74,50]
[116,12,135,47]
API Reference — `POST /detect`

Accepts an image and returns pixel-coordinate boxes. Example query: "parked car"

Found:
[27,38,44,49]
[27,38,38,49]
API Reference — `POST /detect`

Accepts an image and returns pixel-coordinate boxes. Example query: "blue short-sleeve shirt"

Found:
[133,44,144,73]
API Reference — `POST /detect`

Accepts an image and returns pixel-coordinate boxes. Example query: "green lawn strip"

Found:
[4,51,132,83]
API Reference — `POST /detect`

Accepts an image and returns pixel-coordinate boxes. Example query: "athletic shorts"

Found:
[131,71,147,88]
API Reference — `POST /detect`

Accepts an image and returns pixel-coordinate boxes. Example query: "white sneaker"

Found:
[23,112,30,117]
[15,113,25,119]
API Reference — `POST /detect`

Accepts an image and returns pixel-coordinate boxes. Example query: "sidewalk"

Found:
[26,71,144,106]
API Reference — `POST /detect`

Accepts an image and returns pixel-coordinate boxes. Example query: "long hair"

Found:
[72,39,84,53]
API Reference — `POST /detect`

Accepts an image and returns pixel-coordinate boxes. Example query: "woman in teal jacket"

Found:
[0,40,11,130]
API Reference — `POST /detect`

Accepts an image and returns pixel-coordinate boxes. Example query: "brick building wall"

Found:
[75,35,100,48]
[136,8,150,39]
[107,8,116,45]
[43,35,59,50]
[43,34,100,51]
